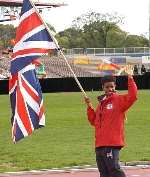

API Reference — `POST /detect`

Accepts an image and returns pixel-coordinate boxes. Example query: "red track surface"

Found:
[1,167,150,177]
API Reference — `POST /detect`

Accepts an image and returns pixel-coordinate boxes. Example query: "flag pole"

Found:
[28,0,88,98]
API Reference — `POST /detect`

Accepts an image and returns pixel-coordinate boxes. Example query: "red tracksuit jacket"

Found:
[87,77,137,148]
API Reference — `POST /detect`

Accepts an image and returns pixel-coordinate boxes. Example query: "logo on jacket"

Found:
[106,150,113,159]
[106,103,113,109]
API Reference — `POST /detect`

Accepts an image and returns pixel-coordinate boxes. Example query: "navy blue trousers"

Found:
[95,147,126,177]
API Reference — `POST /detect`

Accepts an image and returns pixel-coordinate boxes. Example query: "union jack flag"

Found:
[9,0,57,142]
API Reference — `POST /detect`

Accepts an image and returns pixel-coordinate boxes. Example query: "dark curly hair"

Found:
[101,75,116,86]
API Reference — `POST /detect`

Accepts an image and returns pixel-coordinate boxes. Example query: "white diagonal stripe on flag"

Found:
[14,25,45,49]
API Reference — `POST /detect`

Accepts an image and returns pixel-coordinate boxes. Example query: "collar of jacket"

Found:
[97,92,117,103]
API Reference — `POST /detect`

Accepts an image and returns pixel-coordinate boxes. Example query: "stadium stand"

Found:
[0,47,149,79]
[40,56,98,78]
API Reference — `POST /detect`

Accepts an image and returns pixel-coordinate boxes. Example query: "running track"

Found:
[1,166,150,177]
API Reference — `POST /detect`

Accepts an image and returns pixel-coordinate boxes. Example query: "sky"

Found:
[41,0,149,37]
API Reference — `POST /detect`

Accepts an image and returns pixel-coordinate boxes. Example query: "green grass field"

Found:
[0,90,149,172]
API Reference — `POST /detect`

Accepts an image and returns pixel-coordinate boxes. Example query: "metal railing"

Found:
[66,47,150,56]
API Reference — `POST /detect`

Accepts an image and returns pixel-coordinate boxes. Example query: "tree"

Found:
[124,35,149,47]
[56,28,85,48]
[47,23,56,33]
[72,11,124,47]
[56,11,149,48]
[0,24,16,48]
[106,29,128,48]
